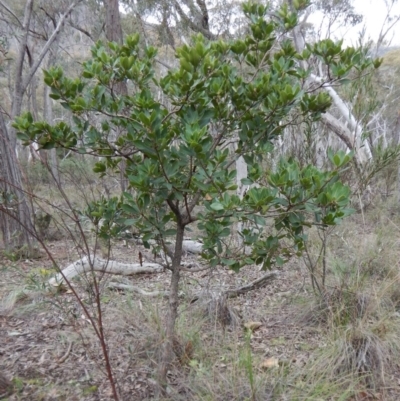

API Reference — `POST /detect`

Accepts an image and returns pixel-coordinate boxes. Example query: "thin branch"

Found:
[20,0,82,96]
[155,58,174,70]
[172,0,216,40]
[0,0,23,28]
[224,271,279,298]
[12,0,33,119]
[68,19,94,41]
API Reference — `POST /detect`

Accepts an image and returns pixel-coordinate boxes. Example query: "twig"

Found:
[57,341,73,364]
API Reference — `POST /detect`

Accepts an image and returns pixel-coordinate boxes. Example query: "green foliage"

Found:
[13,2,376,272]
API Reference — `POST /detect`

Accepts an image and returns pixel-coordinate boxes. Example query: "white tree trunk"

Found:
[236,155,248,244]
[290,18,373,167]
[311,74,372,164]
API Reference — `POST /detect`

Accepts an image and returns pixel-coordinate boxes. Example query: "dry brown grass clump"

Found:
[291,255,400,400]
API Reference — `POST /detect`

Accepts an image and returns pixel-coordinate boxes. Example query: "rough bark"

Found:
[104,0,128,192]
[105,0,123,44]
[11,0,80,124]
[0,0,35,250]
[171,0,215,40]
[10,0,34,148]
[188,271,279,304]
[104,0,127,98]
[0,111,33,250]
[196,271,280,329]
[1,0,81,250]
[43,43,60,185]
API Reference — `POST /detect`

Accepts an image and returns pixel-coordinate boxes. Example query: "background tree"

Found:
[0,0,81,250]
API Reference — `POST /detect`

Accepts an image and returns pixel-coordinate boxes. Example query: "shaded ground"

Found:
[1,218,400,400]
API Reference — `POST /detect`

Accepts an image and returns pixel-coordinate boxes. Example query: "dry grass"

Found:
[2,176,400,400]
[293,282,400,398]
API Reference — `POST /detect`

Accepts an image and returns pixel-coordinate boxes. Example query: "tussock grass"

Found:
[270,196,400,400]
[277,281,400,400]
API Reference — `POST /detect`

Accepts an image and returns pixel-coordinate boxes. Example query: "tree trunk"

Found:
[104,0,127,98]
[236,154,248,246]
[104,0,128,192]
[44,50,60,185]
[0,0,35,250]
[0,0,80,250]
[393,111,400,202]
[105,0,123,43]
[287,2,373,167]
[158,223,185,388]
[0,112,33,250]
[9,0,34,149]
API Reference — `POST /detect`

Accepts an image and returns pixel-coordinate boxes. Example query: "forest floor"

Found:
[1,199,400,401]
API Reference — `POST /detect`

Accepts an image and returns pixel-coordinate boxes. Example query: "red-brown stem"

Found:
[0,178,120,400]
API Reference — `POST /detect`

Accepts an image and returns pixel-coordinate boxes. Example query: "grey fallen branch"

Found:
[224,270,279,298]
[191,270,279,303]
[48,252,207,288]
[57,341,73,364]
[48,255,164,286]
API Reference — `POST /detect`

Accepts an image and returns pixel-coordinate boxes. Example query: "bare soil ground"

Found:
[1,211,400,400]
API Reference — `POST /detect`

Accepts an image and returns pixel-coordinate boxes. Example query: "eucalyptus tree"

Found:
[0,0,82,250]
[121,0,238,46]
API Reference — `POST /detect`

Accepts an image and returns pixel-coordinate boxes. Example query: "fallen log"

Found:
[48,256,164,286]
[188,270,280,304]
